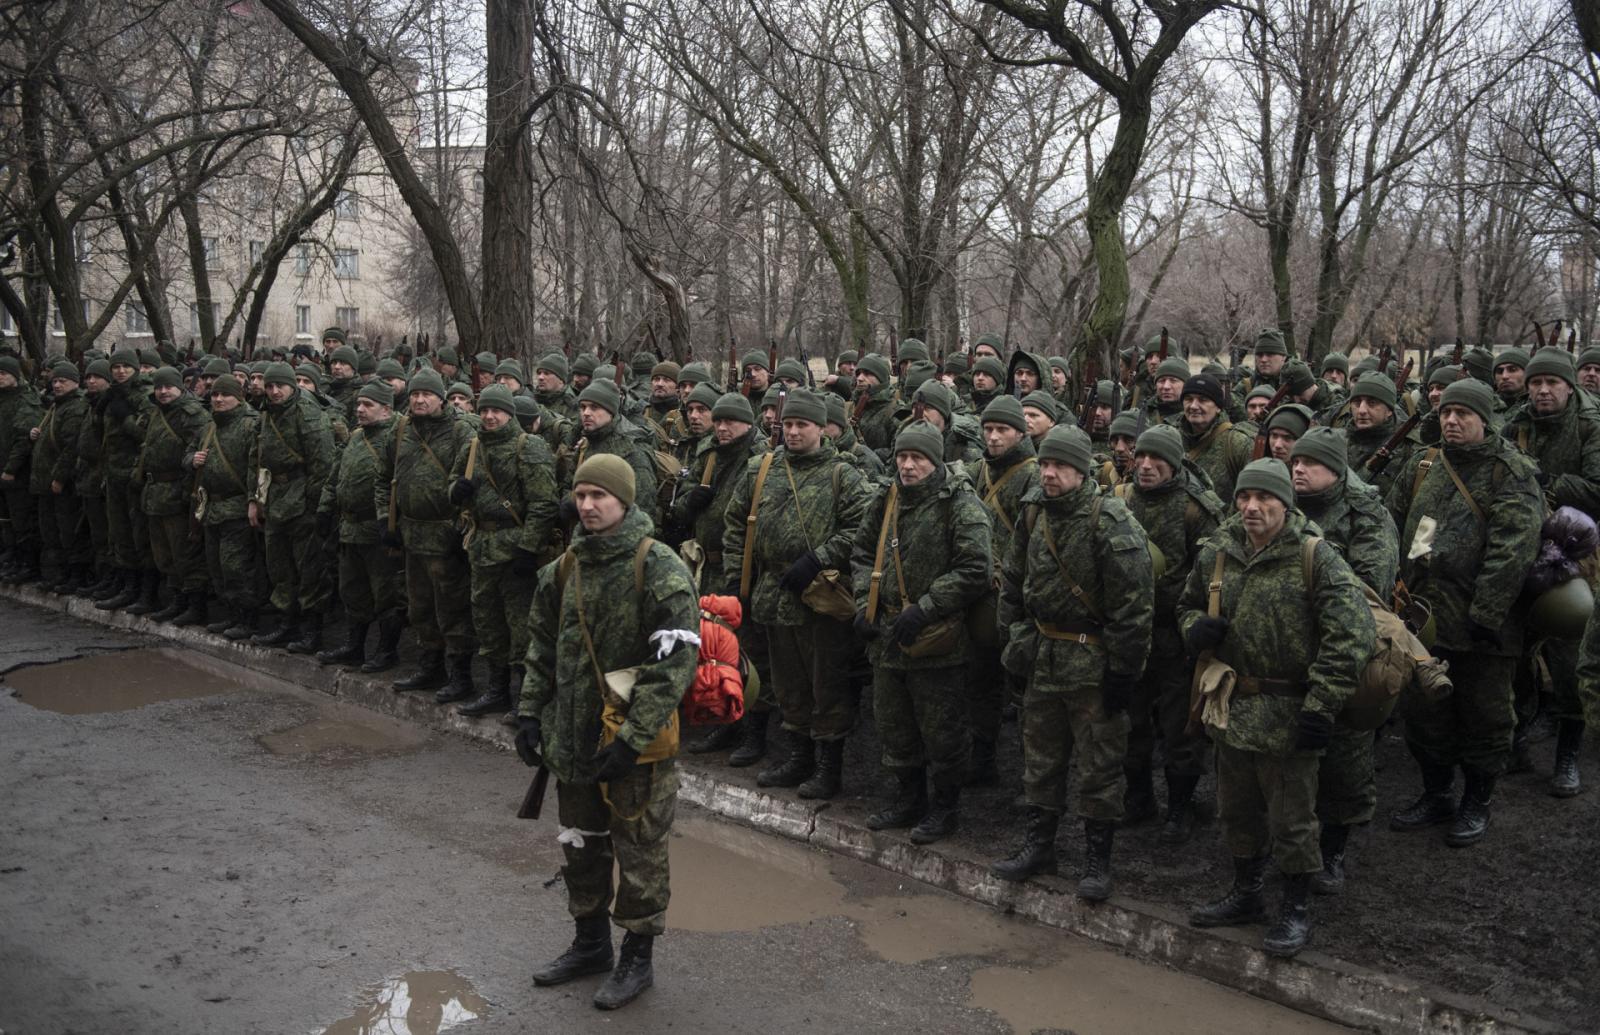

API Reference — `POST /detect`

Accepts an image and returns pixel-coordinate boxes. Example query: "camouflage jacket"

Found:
[1117,466,1225,648]
[137,394,210,517]
[1501,398,1600,519]
[519,505,698,784]
[535,386,579,422]
[833,427,887,482]
[319,415,395,543]
[1000,481,1154,687]
[850,464,993,670]
[0,383,44,478]
[75,391,109,498]
[1178,511,1374,756]
[189,404,259,525]
[450,420,559,567]
[28,390,88,495]
[1347,416,1420,501]
[943,414,986,465]
[723,438,868,626]
[571,419,659,523]
[100,378,154,481]
[642,401,684,451]
[667,428,767,582]
[375,408,474,554]
[975,440,1040,564]
[1296,473,1399,600]
[672,429,708,469]
[1172,413,1253,503]
[1386,437,1542,656]
[327,376,361,428]
[855,387,900,456]
[1126,370,1158,412]
[253,389,334,525]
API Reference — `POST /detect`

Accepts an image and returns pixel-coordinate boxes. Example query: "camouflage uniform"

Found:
[854,385,900,459]
[1173,413,1253,503]
[75,390,112,577]
[254,386,335,615]
[970,439,1039,751]
[193,402,265,620]
[519,505,698,936]
[833,424,886,480]
[572,420,659,525]
[29,387,91,578]
[1,380,45,567]
[536,385,579,422]
[99,376,153,574]
[140,391,211,594]
[1346,415,1418,501]
[667,428,767,588]
[319,414,401,625]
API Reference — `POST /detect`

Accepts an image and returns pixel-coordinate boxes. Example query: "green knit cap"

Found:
[980,396,1027,434]
[1036,425,1093,474]
[1348,371,1397,408]
[779,387,827,426]
[1439,378,1496,424]
[1021,390,1058,421]
[210,374,244,399]
[572,453,636,507]
[1494,348,1529,371]
[1321,352,1349,374]
[536,353,569,382]
[494,359,525,382]
[1253,328,1288,356]
[914,380,957,424]
[1264,402,1314,439]
[151,366,183,390]
[477,383,517,415]
[407,367,447,399]
[84,359,112,381]
[685,382,721,411]
[711,392,755,424]
[1290,425,1347,477]
[357,381,395,406]
[1234,457,1294,506]
[1526,349,1577,387]
[263,361,297,388]
[577,378,621,416]
[1134,424,1184,471]
[973,356,1005,382]
[894,422,944,464]
[856,353,892,385]
[1154,357,1190,382]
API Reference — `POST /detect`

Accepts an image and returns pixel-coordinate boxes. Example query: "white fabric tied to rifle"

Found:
[558,826,611,849]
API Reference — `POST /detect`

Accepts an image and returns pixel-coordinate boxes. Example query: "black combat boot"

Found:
[966,736,999,787]
[532,914,613,987]
[1551,719,1584,798]
[87,566,117,597]
[171,590,208,627]
[286,611,325,654]
[1311,823,1350,895]
[1389,763,1456,831]
[1189,855,1269,927]
[592,931,653,1011]
[206,605,236,635]
[1262,872,1313,957]
[149,582,186,622]
[797,738,844,799]
[318,621,369,666]
[458,663,512,716]
[910,780,960,845]
[756,732,813,788]
[1159,771,1201,845]
[95,569,134,607]
[867,768,927,830]
[361,613,405,673]
[1122,766,1158,826]
[1077,819,1115,902]
[434,653,476,704]
[685,721,742,754]
[991,806,1060,882]
[1446,768,1494,847]
[10,547,41,584]
[124,570,163,616]
[394,649,447,692]
[727,711,770,768]
[223,609,259,641]
[252,605,300,646]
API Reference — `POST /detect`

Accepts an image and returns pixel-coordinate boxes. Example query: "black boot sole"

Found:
[532,952,614,987]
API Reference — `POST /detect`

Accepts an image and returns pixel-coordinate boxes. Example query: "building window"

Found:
[127,302,149,334]
[249,240,264,267]
[295,243,310,275]
[190,302,219,335]
[335,191,359,221]
[1,307,13,333]
[81,298,92,324]
[203,236,220,269]
[296,305,310,335]
[333,248,359,280]
[52,305,63,332]
[335,306,359,329]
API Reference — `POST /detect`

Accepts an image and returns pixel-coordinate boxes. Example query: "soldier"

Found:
[1246,328,1289,393]
[1082,380,1118,449]
[0,354,44,583]
[1321,352,1350,389]
[1175,373,1252,501]
[1005,350,1048,398]
[1145,356,1190,423]
[316,380,406,671]
[851,354,899,457]
[668,382,717,472]
[1262,403,1313,464]
[852,422,993,843]
[569,380,659,524]
[516,454,698,1011]
[1020,390,1060,450]
[1288,427,1400,893]
[675,362,713,407]
[190,374,265,638]
[739,351,773,396]
[1096,411,1139,490]
[1386,379,1542,845]
[641,361,684,450]
[570,353,597,394]
[990,425,1153,902]
[1577,346,1600,397]
[1127,336,1165,410]
[965,355,1004,417]
[774,358,808,390]
[472,352,498,395]
[376,359,409,404]
[1501,348,1600,794]
[1344,372,1418,499]
[1492,348,1528,419]
[92,350,156,610]
[494,358,528,396]
[28,362,91,592]
[137,367,211,622]
[534,354,580,421]
[380,368,478,699]
[1416,364,1461,447]
[1241,385,1276,429]
[1182,459,1374,958]
[75,360,115,595]
[447,383,477,416]
[914,381,985,465]
[823,392,886,480]
[326,345,362,425]
[432,346,462,384]
[724,388,868,798]
[1117,425,1225,842]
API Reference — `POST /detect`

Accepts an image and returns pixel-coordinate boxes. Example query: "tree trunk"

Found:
[482,0,535,363]
[1077,99,1150,365]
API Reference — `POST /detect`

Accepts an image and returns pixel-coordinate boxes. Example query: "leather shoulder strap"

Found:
[739,452,777,598]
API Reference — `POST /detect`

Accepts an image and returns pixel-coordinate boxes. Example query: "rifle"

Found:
[646,323,664,363]
[1568,328,1578,354]
[1250,381,1296,459]
[767,338,778,382]
[770,387,787,448]
[1159,327,1169,363]
[1364,411,1423,477]
[1533,321,1547,353]
[516,765,551,820]
[1452,337,1464,367]
[1079,353,1100,425]
[1392,357,1413,395]
[611,350,624,391]
[1377,347,1392,376]
[799,347,815,388]
[727,315,742,395]
[890,330,900,374]
[469,353,482,394]
[563,341,572,360]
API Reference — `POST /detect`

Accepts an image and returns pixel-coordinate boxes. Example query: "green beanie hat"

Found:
[1264,402,1314,439]
[1202,361,1227,379]
[1427,364,1462,389]
[1290,426,1348,477]
[263,361,297,388]
[592,364,619,384]
[296,362,324,389]
[774,358,808,385]
[973,332,1006,355]
[50,360,80,383]
[779,387,827,426]
[1462,347,1495,382]
[1321,352,1349,374]
[824,392,849,429]
[85,359,112,381]
[914,380,957,424]
[330,345,359,369]
[981,395,1027,433]
[631,350,656,375]
[1282,360,1315,395]
[894,421,945,464]
[376,359,406,381]
[321,326,346,344]
[1494,348,1529,371]
[0,355,21,378]
[1154,357,1190,382]
[1439,378,1496,424]
[493,359,525,382]
[1234,457,1295,506]
[1577,347,1600,369]
[513,395,538,423]
[210,374,243,399]
[447,382,474,401]
[898,338,930,365]
[477,384,516,414]
[1142,334,1166,357]
[408,367,447,399]
[250,360,271,375]
[836,349,859,367]
[202,357,232,377]
[1348,371,1397,408]
[711,392,755,424]
[1246,384,1277,404]
[110,348,140,369]
[358,352,377,376]
[1253,328,1288,356]
[357,380,395,406]
[685,382,721,411]
[577,378,621,416]
[856,353,892,385]
[572,354,598,377]
[1526,348,1577,387]
[536,353,569,382]
[1036,425,1093,474]
[1094,379,1120,408]
[678,362,712,386]
[651,360,682,381]
[434,346,460,367]
[1021,389,1059,422]
[152,366,183,390]
[572,453,636,507]
[1134,424,1184,471]
[740,350,769,374]
[902,360,938,395]
[944,355,968,375]
[1108,411,1140,440]
[973,356,1005,383]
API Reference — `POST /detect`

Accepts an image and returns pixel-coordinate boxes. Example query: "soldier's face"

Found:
[211,393,240,413]
[684,403,713,434]
[1246,398,1269,421]
[0,371,15,389]
[331,361,354,379]
[1528,374,1573,416]
[496,375,522,393]
[436,362,458,380]
[1155,376,1184,403]
[322,338,341,353]
[982,422,1023,457]
[1426,382,1447,408]
[1051,368,1067,391]
[450,394,474,413]
[480,406,510,431]
[1183,396,1219,427]
[409,391,443,417]
[1291,457,1338,495]
[1439,404,1486,445]
[855,370,880,391]
[1324,369,1346,386]
[536,370,562,392]
[296,376,316,393]
[713,417,750,445]
[1255,353,1284,377]
[85,375,108,394]
[1268,429,1297,462]
[154,385,181,405]
[1038,458,1084,497]
[921,408,947,432]
[783,417,822,453]
[678,381,695,404]
[51,376,77,397]
[1022,407,1052,438]
[650,375,677,401]
[745,368,771,391]
[249,374,266,392]
[572,374,592,391]
[1013,367,1039,392]
[1146,353,1162,375]
[1110,435,1136,465]
[266,382,293,404]
[972,372,996,392]
[975,345,1000,361]
[895,450,936,486]
[1350,397,1391,430]
[1091,404,1114,433]
[111,364,135,384]
[1493,364,1525,395]
[578,400,611,432]
[1133,453,1174,488]
[573,485,626,534]
[838,362,856,377]
[1235,489,1286,542]
[1580,364,1600,392]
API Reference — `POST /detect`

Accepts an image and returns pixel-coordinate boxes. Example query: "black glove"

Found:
[448,476,476,505]
[510,547,540,578]
[376,519,403,550]
[891,603,929,646]
[683,484,715,514]
[778,550,824,593]
[1185,616,1229,654]
[513,717,542,767]
[1101,671,1136,717]
[558,497,579,525]
[853,611,879,641]
[1294,709,1335,752]
[593,737,641,783]
[105,393,131,422]
[1467,619,1503,651]
[315,511,335,539]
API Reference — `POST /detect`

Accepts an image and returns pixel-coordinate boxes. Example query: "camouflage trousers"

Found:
[338,540,402,624]
[1403,648,1515,776]
[872,663,971,787]
[470,560,534,666]
[1216,743,1322,874]
[1022,680,1130,822]
[104,477,151,569]
[405,549,473,654]
[36,492,89,567]
[205,519,266,612]
[1516,637,1581,725]
[147,512,207,591]
[2,484,37,549]
[738,619,774,716]
[1125,647,1209,780]
[768,612,858,741]
[1316,726,1376,826]
[556,759,678,936]
[264,513,333,614]
[80,491,110,570]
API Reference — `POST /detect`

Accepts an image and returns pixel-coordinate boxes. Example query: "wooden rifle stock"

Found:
[1250,381,1296,459]
[1365,411,1423,477]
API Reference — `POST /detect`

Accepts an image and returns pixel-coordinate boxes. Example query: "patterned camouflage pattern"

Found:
[570,419,660,523]
[1346,415,1419,501]
[252,388,333,524]
[27,389,87,495]
[975,442,1039,566]
[665,428,767,586]
[138,393,210,517]
[535,385,579,422]
[1501,396,1600,517]
[204,518,265,613]
[1217,744,1322,872]
[873,665,971,786]
[854,386,900,456]
[556,760,679,935]
[833,425,886,481]
[98,377,152,570]
[376,408,474,554]
[1296,473,1399,600]
[1171,413,1253,503]
[192,405,258,526]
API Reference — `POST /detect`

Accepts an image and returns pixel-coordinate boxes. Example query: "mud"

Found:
[3,648,243,714]
[258,709,427,766]
[322,970,488,1035]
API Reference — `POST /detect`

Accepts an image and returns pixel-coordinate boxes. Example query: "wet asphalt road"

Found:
[0,600,1346,1035]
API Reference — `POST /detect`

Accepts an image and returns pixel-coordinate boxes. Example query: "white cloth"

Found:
[649,627,701,659]
[557,826,611,849]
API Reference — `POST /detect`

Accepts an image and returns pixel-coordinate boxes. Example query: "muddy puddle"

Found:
[321,969,487,1035]
[3,648,245,714]
[258,710,426,766]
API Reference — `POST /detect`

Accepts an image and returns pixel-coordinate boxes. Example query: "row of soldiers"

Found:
[1,324,1594,965]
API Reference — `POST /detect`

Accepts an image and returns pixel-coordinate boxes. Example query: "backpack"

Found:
[687,595,749,725]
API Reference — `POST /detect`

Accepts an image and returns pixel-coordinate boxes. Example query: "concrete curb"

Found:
[2,583,1567,1035]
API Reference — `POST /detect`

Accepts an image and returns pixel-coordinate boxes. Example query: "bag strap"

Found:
[403,418,451,477]
[561,536,659,695]
[865,482,900,623]
[265,411,306,467]
[1412,447,1487,524]
[739,452,777,598]
[1185,420,1233,461]
[1207,548,1226,618]
[699,452,717,487]
[1302,535,1321,593]
[981,456,1035,533]
[1038,495,1105,622]
[200,423,245,491]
